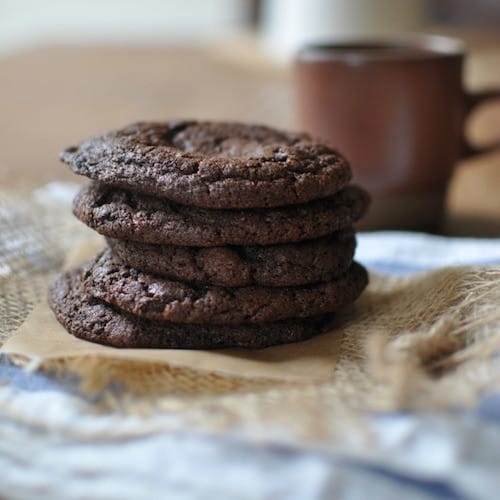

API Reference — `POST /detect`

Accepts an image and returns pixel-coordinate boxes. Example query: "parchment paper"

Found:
[2,237,344,382]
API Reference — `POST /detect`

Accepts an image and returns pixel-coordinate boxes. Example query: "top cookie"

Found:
[60,121,352,209]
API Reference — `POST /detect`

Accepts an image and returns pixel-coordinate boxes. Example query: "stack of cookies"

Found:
[49,121,370,349]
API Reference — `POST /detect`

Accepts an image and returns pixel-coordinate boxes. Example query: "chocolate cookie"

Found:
[83,250,368,325]
[61,121,352,209]
[106,229,356,287]
[73,182,369,247]
[48,268,334,349]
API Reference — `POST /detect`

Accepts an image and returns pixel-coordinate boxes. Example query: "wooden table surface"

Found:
[0,36,499,236]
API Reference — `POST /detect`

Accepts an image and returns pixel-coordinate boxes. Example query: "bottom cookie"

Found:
[48,268,335,349]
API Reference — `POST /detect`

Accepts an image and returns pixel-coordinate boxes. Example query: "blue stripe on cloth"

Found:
[0,354,86,398]
[345,461,466,500]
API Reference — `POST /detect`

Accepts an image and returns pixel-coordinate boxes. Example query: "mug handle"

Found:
[462,89,500,159]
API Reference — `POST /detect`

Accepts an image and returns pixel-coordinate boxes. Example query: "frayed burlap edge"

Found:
[6,267,500,446]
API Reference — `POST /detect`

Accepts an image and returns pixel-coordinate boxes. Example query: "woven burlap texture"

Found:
[1,186,500,444]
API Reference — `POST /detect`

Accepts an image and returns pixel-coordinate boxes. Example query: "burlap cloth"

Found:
[1,184,500,445]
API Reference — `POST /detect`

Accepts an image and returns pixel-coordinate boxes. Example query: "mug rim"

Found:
[296,35,465,63]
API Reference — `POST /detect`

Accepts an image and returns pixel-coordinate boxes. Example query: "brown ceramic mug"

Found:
[294,35,500,231]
